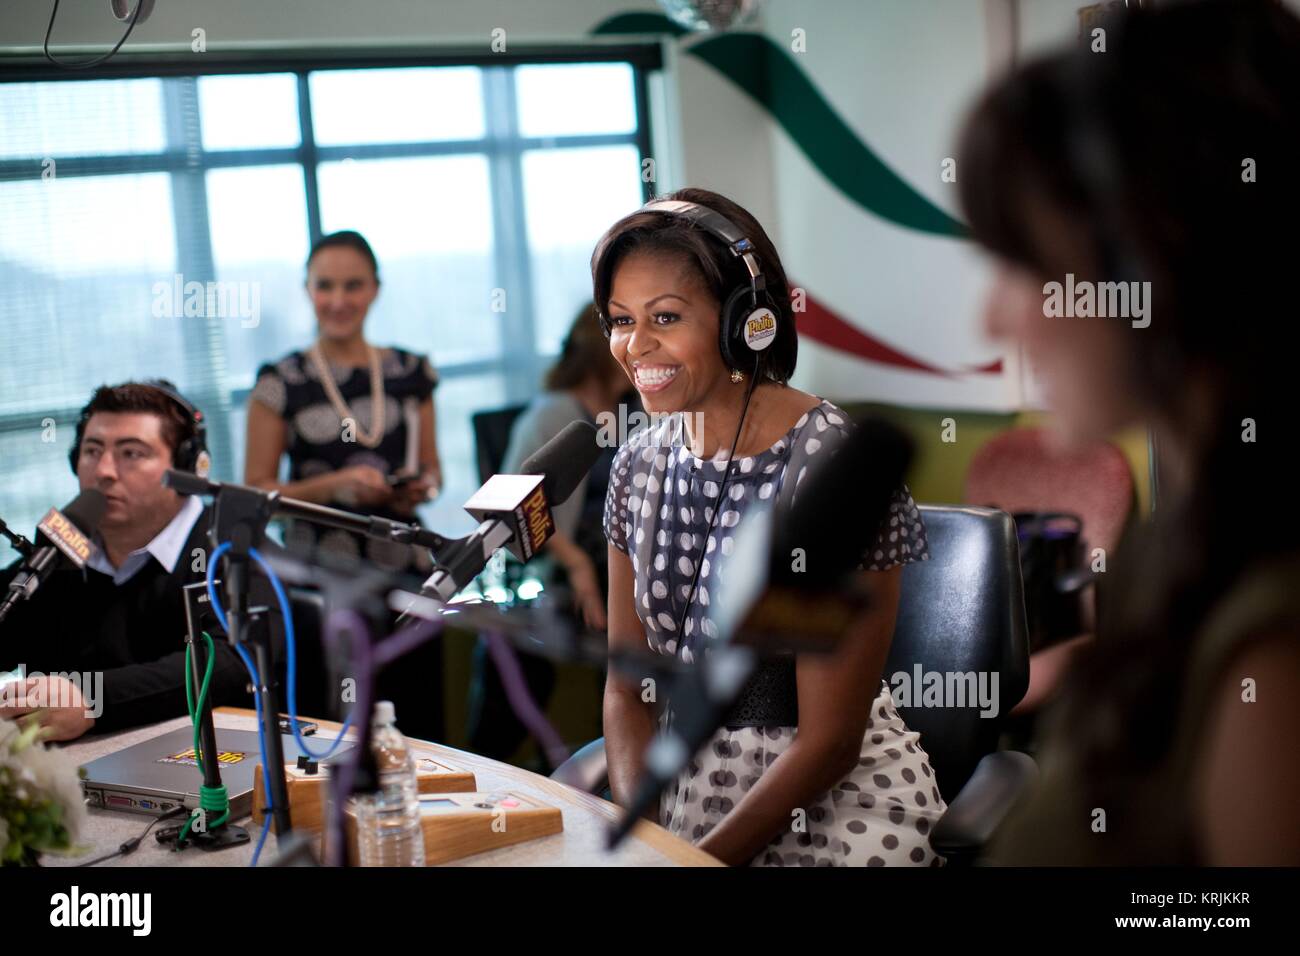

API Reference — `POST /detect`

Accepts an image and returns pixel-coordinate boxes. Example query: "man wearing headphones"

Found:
[0,381,260,741]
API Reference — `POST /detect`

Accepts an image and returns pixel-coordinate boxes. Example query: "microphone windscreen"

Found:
[520,420,602,506]
[767,415,912,588]
[62,489,108,537]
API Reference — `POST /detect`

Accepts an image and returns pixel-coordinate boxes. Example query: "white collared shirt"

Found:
[85,494,205,586]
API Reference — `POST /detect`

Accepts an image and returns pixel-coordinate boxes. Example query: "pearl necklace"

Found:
[307,340,386,448]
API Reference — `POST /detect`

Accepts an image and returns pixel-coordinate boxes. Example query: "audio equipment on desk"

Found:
[163,419,598,854]
[252,754,477,832]
[79,727,350,820]
[343,790,563,865]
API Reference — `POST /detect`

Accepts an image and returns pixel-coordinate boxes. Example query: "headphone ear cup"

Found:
[173,439,194,474]
[171,436,210,477]
[718,286,754,371]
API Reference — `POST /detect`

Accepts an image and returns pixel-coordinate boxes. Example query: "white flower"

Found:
[0,715,89,859]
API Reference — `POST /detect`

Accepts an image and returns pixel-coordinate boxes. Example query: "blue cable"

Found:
[205,539,354,865]
[205,542,352,760]
[234,642,273,867]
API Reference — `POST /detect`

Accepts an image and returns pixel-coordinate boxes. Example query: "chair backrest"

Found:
[964,427,1135,554]
[885,505,1030,803]
[471,404,529,484]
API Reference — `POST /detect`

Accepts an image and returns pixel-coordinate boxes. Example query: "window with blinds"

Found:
[0,59,650,563]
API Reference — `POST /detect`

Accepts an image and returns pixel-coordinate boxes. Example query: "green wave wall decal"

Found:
[592,12,968,237]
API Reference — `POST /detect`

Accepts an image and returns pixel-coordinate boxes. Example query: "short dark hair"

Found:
[590,187,798,384]
[545,303,622,392]
[76,382,195,465]
[307,230,379,281]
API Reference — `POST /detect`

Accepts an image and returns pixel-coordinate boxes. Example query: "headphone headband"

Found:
[640,199,768,297]
[139,379,204,430]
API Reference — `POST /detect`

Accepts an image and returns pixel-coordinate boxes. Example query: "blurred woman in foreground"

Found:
[959,0,1300,864]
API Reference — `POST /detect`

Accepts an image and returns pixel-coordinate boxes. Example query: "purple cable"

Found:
[322,609,445,866]
[483,630,570,770]
[373,616,440,668]
[324,608,372,868]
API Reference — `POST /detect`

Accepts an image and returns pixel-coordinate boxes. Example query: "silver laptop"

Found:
[80,726,352,819]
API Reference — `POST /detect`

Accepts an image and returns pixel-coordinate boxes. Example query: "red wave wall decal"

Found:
[797,291,1003,377]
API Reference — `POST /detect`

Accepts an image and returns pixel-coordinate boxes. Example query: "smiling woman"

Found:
[244,230,443,575]
[591,189,942,867]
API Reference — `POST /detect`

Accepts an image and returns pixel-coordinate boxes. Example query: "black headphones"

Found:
[598,198,781,374]
[69,379,210,478]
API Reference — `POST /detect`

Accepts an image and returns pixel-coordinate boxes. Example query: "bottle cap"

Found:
[373,700,396,725]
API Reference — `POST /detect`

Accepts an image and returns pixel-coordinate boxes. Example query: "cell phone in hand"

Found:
[388,472,439,501]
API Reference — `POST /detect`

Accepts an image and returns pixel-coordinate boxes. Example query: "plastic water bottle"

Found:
[355,701,425,866]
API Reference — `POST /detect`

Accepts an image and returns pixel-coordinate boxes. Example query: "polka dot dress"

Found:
[250,347,437,573]
[603,399,945,866]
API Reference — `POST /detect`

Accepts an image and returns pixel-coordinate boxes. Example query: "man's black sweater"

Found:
[0,506,283,734]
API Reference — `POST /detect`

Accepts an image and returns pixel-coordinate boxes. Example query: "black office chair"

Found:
[550,505,1037,863]
[471,404,529,484]
[884,505,1035,862]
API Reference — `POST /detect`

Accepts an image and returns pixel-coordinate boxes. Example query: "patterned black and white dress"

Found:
[603,398,946,866]
[250,346,437,573]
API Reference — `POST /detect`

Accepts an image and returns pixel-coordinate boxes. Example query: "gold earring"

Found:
[730,368,744,384]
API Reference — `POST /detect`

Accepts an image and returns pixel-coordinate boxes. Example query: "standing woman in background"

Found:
[245,230,443,574]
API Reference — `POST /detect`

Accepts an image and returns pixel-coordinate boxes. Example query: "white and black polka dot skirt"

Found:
[660,682,947,867]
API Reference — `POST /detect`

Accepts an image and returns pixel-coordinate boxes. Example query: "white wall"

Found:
[0,1,645,48]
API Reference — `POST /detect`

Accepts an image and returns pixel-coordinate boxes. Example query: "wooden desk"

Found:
[49,707,720,867]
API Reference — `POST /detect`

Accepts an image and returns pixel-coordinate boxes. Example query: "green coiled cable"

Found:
[179,631,231,843]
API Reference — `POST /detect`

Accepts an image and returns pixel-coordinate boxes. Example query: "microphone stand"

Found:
[164,470,451,555]
[162,471,456,864]
[208,482,296,839]
[0,515,34,560]
[0,518,37,624]
[154,583,252,851]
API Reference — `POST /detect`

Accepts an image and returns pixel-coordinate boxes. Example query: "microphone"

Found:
[719,415,915,653]
[0,490,108,624]
[409,420,602,604]
[608,416,913,849]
